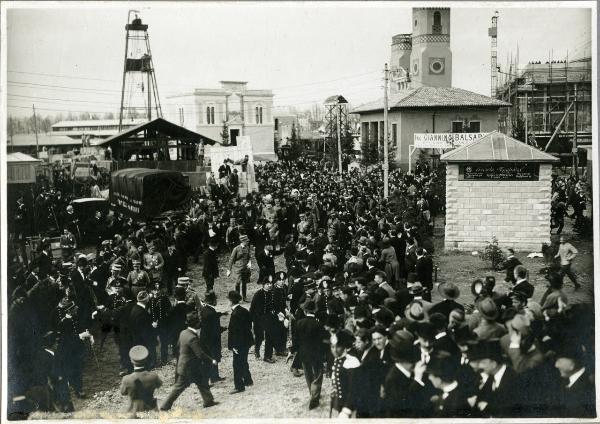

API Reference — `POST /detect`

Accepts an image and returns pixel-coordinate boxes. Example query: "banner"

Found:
[413,132,486,149]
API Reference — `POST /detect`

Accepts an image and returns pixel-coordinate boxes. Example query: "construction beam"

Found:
[544,101,574,152]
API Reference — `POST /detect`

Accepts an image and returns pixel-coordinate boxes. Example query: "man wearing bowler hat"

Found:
[199,291,225,383]
[292,300,329,410]
[227,290,254,394]
[227,234,252,302]
[120,345,162,417]
[426,352,472,418]
[160,311,218,410]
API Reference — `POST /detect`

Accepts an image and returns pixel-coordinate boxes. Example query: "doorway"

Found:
[230,129,240,146]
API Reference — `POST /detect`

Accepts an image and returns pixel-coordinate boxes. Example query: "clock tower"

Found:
[409,7,452,88]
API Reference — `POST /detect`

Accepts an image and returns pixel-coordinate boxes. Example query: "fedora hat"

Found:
[389,330,419,363]
[476,297,499,321]
[438,282,460,300]
[405,300,428,322]
[468,340,504,362]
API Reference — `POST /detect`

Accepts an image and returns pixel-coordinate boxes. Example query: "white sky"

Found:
[5,2,593,118]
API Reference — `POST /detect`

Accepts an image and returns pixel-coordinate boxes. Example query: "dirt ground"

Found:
[30,217,594,419]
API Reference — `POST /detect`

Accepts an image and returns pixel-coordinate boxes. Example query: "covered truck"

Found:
[110,168,191,219]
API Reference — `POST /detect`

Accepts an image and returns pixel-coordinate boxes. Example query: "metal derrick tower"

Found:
[118,10,162,131]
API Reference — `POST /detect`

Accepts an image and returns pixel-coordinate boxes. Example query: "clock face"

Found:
[429,57,445,74]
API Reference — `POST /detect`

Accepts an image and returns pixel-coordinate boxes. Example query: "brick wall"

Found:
[444,163,553,252]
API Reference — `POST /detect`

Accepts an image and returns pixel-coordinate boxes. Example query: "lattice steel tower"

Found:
[323,95,349,159]
[489,11,499,97]
[118,10,163,131]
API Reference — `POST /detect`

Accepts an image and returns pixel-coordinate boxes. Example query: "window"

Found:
[468,121,481,132]
[392,123,397,146]
[255,106,263,124]
[433,11,442,34]
[206,106,215,124]
[451,121,463,133]
[274,118,279,131]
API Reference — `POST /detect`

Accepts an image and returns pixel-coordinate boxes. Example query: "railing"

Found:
[112,160,201,172]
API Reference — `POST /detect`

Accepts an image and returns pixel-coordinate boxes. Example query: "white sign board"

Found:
[413,133,486,149]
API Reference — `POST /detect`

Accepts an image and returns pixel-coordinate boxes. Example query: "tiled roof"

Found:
[441,131,559,163]
[352,86,511,113]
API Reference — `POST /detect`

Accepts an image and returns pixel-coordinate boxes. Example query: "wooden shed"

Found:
[7,152,41,184]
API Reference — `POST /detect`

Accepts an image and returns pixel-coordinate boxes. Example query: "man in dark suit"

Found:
[469,340,522,418]
[167,287,192,358]
[227,290,255,394]
[555,341,595,417]
[160,311,218,410]
[200,292,224,383]
[202,239,219,293]
[428,282,464,320]
[511,265,534,299]
[426,354,473,418]
[415,248,434,301]
[500,249,521,284]
[163,241,186,295]
[129,291,158,369]
[382,330,429,418]
[120,345,162,418]
[291,300,329,409]
[255,244,276,284]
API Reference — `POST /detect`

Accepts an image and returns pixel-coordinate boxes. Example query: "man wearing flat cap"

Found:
[120,345,162,417]
[160,311,218,410]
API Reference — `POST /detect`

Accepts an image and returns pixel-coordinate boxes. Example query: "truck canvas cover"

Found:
[110,168,191,218]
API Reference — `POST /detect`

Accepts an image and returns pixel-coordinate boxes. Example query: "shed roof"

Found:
[8,133,82,147]
[97,117,219,146]
[7,152,42,163]
[440,131,559,163]
[352,86,510,113]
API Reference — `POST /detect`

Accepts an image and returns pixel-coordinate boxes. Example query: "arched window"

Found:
[255,107,259,124]
[433,11,442,34]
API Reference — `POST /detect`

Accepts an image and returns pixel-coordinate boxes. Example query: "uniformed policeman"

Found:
[330,329,360,418]
[120,345,162,418]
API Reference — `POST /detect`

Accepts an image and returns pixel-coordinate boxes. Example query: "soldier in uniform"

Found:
[149,282,172,366]
[227,234,252,302]
[97,283,130,375]
[106,262,128,294]
[330,329,360,418]
[143,243,164,286]
[60,228,77,261]
[120,345,162,418]
[250,276,283,363]
[128,259,151,298]
[51,296,91,398]
[176,276,203,313]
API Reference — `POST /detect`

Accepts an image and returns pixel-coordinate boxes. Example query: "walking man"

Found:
[555,235,580,289]
[227,290,254,394]
[160,311,219,410]
[202,239,219,293]
[227,234,252,302]
[292,300,329,410]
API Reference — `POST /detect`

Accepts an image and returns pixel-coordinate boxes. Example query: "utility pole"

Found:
[573,84,578,177]
[32,104,39,157]
[383,63,389,198]
[524,92,528,143]
[337,105,342,174]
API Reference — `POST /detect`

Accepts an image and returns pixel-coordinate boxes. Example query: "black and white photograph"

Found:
[1,1,598,421]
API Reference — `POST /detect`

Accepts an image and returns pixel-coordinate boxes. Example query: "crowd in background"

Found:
[6,157,594,419]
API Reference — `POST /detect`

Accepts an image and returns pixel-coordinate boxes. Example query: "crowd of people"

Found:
[6,157,594,419]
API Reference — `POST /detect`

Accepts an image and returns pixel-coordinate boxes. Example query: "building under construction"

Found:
[495,57,592,168]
